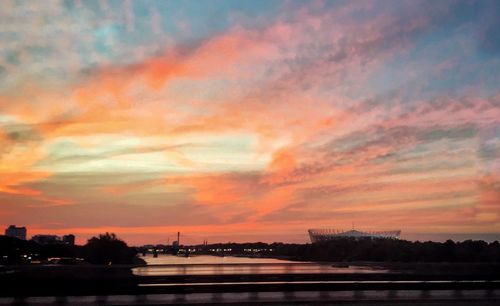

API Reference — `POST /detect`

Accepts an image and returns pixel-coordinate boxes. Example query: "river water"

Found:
[132,254,388,276]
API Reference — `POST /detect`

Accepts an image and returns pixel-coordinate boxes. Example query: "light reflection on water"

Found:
[132,255,388,276]
[141,254,299,265]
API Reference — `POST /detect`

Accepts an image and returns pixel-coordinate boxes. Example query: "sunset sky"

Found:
[1,0,499,245]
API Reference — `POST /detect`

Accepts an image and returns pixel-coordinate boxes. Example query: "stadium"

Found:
[308,228,401,243]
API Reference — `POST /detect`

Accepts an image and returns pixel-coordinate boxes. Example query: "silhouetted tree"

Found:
[83,232,137,264]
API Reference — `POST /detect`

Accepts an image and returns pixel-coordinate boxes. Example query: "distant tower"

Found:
[177,231,180,246]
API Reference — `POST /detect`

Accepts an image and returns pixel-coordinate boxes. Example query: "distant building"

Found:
[308,228,401,243]
[32,235,61,245]
[5,225,27,240]
[62,234,75,246]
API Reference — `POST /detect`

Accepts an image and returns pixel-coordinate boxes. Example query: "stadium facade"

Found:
[308,228,401,243]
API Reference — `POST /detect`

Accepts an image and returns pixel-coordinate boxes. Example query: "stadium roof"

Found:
[308,228,401,243]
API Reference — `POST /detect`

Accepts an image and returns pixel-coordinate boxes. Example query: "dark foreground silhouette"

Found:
[0,233,142,297]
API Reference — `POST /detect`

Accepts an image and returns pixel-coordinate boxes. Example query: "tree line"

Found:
[0,232,140,265]
[200,238,500,262]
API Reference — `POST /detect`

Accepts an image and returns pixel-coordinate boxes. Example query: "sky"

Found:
[0,0,499,245]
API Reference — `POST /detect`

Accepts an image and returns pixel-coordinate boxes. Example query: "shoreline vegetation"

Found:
[147,239,500,264]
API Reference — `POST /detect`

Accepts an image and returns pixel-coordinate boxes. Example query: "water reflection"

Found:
[141,254,298,265]
[132,255,387,276]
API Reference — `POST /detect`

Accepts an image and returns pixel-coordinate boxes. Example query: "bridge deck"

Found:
[1,263,499,305]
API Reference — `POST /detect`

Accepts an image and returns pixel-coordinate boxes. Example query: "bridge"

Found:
[1,262,499,305]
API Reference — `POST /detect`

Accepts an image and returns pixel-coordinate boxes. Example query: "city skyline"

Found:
[1,0,499,245]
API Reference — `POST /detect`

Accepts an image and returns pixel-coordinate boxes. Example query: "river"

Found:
[132,254,388,276]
